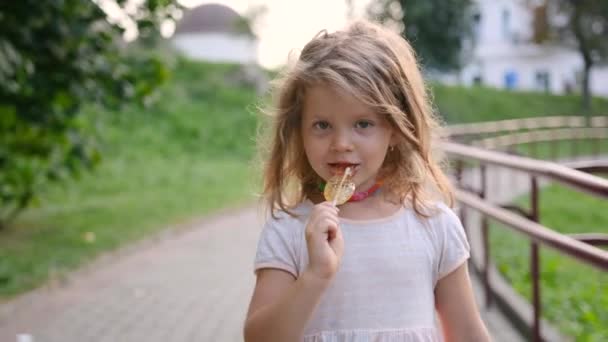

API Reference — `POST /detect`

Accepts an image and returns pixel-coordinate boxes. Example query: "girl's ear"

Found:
[389,128,399,147]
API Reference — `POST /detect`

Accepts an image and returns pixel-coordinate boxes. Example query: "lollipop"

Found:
[324,167,355,205]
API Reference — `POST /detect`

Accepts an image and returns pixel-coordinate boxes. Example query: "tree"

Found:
[0,0,181,228]
[367,0,474,71]
[234,4,268,39]
[535,0,608,120]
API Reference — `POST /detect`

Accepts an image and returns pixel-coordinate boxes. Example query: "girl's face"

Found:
[301,84,396,192]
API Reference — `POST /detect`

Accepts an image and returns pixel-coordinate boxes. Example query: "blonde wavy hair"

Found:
[258,20,454,218]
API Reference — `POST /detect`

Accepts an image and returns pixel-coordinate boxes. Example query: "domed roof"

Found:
[174,3,250,35]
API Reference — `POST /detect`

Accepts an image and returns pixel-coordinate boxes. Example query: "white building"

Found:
[457,0,608,97]
[172,3,258,64]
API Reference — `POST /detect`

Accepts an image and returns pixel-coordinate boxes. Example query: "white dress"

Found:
[254,200,470,342]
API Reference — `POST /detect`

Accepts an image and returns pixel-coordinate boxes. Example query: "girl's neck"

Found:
[309,188,402,221]
[339,193,402,221]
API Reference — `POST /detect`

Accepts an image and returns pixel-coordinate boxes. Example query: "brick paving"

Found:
[0,208,262,342]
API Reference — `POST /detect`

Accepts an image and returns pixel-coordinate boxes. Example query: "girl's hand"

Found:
[304,202,344,282]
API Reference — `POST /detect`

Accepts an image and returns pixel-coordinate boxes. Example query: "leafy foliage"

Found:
[367,0,474,71]
[0,60,260,297]
[535,0,608,115]
[0,0,180,227]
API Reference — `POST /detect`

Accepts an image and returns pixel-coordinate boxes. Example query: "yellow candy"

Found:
[323,169,355,205]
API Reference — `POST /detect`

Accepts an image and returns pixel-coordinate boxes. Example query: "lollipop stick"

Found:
[331,167,352,206]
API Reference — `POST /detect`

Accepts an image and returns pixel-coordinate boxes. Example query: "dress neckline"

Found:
[303,199,406,225]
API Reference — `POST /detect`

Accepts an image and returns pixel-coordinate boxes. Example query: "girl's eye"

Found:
[355,120,374,129]
[313,121,330,130]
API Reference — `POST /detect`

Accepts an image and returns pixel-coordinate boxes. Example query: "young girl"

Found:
[244,20,490,342]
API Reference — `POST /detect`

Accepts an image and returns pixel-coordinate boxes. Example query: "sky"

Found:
[177,0,374,68]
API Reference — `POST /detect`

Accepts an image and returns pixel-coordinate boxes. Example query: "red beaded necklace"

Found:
[319,181,383,202]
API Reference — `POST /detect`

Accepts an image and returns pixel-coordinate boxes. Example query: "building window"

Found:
[535,70,551,92]
[502,9,511,40]
[504,70,518,90]
[472,12,481,42]
[473,75,483,86]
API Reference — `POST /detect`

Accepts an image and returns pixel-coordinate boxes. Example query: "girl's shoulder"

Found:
[404,200,462,229]
[264,200,313,228]
[428,201,460,223]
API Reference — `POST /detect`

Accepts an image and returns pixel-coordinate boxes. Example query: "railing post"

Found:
[531,243,541,342]
[480,164,492,308]
[455,160,468,236]
[455,159,463,187]
[530,176,541,342]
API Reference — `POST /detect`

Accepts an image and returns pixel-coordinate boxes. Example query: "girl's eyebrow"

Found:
[353,112,377,119]
[307,114,329,120]
[305,111,376,120]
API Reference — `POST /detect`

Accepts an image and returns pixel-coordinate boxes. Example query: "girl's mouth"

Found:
[328,163,360,176]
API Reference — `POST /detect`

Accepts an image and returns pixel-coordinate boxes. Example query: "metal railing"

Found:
[443,117,608,341]
[446,115,608,160]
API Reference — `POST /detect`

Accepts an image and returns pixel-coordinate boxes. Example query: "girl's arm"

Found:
[243,268,331,342]
[435,262,491,342]
[245,202,344,341]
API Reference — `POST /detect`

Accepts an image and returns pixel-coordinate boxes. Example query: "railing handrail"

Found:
[446,115,608,136]
[562,159,608,173]
[455,189,608,271]
[470,127,608,149]
[442,141,608,198]
[567,233,608,247]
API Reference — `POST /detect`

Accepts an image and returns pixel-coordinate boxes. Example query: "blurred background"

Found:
[0,0,606,341]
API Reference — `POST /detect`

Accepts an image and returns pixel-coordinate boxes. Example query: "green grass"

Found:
[490,184,608,341]
[0,59,261,298]
[432,84,608,124]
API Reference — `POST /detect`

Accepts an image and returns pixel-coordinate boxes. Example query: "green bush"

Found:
[0,59,260,297]
[0,0,180,227]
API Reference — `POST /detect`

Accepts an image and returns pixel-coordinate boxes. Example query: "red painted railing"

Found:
[443,116,608,341]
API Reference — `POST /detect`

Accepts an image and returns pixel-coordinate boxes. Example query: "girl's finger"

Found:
[317,215,339,231]
[319,201,340,212]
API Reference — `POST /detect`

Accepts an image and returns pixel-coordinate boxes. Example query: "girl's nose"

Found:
[330,129,354,152]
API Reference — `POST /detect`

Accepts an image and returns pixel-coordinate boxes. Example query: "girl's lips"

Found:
[328,163,360,176]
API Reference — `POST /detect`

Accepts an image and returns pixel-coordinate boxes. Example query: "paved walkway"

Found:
[0,208,262,342]
[4,156,597,341]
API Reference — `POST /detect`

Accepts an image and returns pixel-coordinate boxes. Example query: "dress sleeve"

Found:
[435,203,471,283]
[254,216,300,278]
